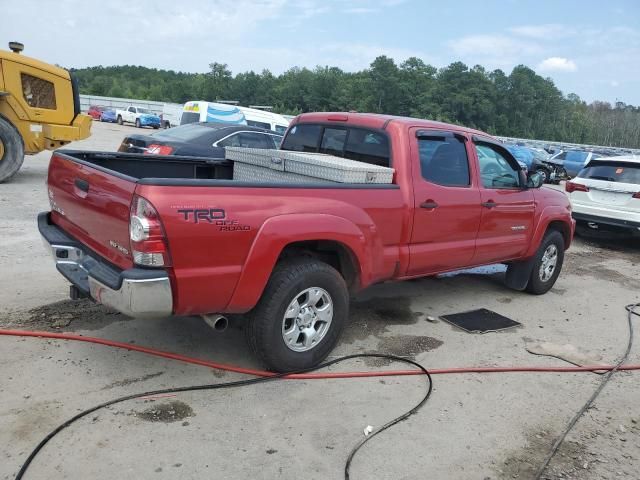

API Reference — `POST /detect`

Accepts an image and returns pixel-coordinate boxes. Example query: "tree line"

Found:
[72,56,640,148]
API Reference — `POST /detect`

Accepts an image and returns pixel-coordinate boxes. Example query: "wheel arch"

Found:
[224,213,373,313]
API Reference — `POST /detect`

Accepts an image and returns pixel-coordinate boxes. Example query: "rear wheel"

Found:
[0,116,25,183]
[117,115,123,125]
[245,258,349,372]
[135,119,141,128]
[525,231,565,294]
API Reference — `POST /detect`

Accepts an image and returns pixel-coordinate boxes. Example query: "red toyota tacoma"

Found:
[39,112,575,371]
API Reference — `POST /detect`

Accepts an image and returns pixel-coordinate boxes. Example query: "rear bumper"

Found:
[38,212,173,318]
[572,212,640,231]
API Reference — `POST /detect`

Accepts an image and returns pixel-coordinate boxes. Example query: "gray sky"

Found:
[3,0,639,105]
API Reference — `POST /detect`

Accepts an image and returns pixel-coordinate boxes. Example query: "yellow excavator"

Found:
[0,41,91,182]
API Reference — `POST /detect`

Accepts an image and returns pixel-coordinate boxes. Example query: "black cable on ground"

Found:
[534,303,639,479]
[14,353,433,480]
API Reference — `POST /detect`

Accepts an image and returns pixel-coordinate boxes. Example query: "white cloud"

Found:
[611,80,620,87]
[449,34,541,57]
[509,24,574,39]
[537,57,577,72]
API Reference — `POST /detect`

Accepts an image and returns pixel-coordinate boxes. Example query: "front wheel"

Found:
[245,258,349,372]
[525,231,565,294]
[0,116,25,183]
[537,167,551,184]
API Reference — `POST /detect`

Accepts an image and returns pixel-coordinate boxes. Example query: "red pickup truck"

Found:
[39,112,575,371]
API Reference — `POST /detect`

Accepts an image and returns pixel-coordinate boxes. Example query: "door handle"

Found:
[74,178,90,193]
[481,200,497,209]
[420,200,439,209]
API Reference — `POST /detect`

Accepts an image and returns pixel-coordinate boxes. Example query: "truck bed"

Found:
[61,150,234,182]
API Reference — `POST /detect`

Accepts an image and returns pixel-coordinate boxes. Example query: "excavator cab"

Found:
[0,42,91,182]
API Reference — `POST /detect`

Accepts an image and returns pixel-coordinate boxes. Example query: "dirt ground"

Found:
[0,122,639,480]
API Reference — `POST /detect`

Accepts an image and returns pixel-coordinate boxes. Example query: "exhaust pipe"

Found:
[202,314,228,332]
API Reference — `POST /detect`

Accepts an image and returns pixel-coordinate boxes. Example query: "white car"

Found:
[566,156,640,234]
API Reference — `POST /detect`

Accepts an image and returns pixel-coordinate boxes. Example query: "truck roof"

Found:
[295,112,492,138]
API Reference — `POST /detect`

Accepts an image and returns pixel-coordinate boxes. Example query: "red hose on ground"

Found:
[1,328,639,378]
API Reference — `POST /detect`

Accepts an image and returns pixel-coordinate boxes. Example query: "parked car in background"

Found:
[99,108,117,123]
[566,156,640,236]
[118,122,282,157]
[543,150,602,181]
[505,145,550,181]
[161,103,183,129]
[87,105,108,120]
[115,105,161,129]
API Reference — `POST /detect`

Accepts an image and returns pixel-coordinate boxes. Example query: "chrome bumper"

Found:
[39,213,173,318]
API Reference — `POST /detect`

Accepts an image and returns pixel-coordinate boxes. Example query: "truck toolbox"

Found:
[226,147,395,184]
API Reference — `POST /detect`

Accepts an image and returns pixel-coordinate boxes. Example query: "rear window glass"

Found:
[21,73,56,109]
[180,112,201,125]
[578,162,640,185]
[344,129,389,167]
[275,125,288,135]
[565,151,589,163]
[281,124,322,152]
[154,124,214,142]
[419,137,470,187]
[281,124,390,167]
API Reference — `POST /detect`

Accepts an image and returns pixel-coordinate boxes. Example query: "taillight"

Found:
[565,181,589,193]
[144,144,174,155]
[130,195,170,267]
[633,191,640,199]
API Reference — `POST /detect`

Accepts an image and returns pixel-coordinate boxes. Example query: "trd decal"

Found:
[177,208,226,223]
[176,208,251,231]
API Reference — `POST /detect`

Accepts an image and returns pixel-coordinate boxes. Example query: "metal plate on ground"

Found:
[440,308,521,333]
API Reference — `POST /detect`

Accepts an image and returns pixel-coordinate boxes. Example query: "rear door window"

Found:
[237,132,273,149]
[418,136,470,187]
[578,162,640,185]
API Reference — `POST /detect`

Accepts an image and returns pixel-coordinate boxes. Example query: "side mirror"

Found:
[527,172,544,189]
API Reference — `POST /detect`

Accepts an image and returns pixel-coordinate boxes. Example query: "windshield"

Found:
[578,162,640,184]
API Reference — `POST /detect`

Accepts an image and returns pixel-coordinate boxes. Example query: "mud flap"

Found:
[504,257,536,291]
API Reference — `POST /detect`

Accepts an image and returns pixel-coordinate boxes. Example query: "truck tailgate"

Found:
[47,152,135,270]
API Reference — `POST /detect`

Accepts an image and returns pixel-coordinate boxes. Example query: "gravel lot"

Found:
[1,122,639,480]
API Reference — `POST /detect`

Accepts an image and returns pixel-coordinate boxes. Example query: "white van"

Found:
[237,106,290,134]
[161,103,184,128]
[181,101,247,126]
[180,101,289,134]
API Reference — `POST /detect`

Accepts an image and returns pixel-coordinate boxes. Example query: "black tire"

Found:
[0,116,25,183]
[525,231,565,295]
[153,125,159,129]
[163,121,170,129]
[537,167,551,184]
[135,119,141,128]
[117,115,123,125]
[245,258,349,372]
